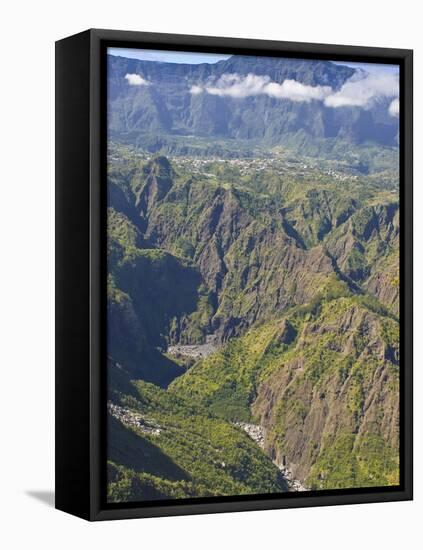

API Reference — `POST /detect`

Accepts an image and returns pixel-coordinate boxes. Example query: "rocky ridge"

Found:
[107,150,399,496]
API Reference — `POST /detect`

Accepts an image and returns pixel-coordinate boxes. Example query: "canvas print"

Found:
[106,47,400,504]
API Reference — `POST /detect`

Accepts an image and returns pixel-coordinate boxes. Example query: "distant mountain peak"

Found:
[107,53,399,153]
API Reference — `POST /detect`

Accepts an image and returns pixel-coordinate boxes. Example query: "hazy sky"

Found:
[332,61,399,76]
[108,47,399,76]
[108,47,230,65]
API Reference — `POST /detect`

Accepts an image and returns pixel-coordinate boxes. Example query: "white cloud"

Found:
[388,98,399,117]
[195,73,331,102]
[188,71,399,114]
[265,79,332,102]
[324,73,399,108]
[189,85,204,95]
[124,73,150,86]
[206,74,271,98]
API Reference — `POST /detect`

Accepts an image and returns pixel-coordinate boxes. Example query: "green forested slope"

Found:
[108,152,398,346]
[107,363,288,503]
[171,285,399,489]
[106,148,399,500]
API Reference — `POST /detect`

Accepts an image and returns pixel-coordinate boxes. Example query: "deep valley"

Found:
[106,51,400,503]
[107,146,399,501]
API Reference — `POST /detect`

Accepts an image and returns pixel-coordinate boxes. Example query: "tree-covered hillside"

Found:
[106,144,399,501]
[171,287,399,489]
[107,360,288,502]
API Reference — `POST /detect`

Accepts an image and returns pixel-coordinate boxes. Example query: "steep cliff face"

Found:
[324,202,399,315]
[145,182,337,340]
[108,155,399,343]
[364,253,399,316]
[107,54,399,151]
[172,292,399,489]
[136,156,175,218]
[252,298,399,489]
[107,208,203,385]
[107,146,400,498]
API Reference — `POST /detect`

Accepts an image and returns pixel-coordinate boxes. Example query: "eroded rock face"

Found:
[325,203,399,315]
[109,155,399,349]
[138,162,337,342]
[107,154,400,491]
[252,302,399,489]
[364,265,399,317]
[136,156,175,216]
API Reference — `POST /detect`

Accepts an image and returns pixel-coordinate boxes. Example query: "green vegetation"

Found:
[107,367,287,503]
[105,49,400,501]
[170,291,399,490]
[106,145,400,501]
[169,319,291,422]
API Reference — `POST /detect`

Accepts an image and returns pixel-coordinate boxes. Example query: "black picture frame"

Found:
[55,28,413,521]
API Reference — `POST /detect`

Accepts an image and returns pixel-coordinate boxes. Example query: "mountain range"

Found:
[107,54,399,156]
[107,149,399,499]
